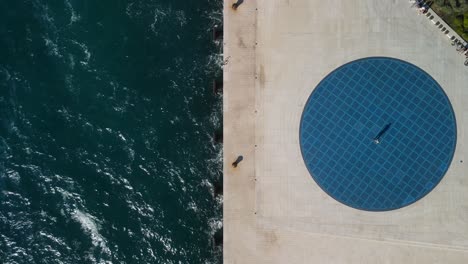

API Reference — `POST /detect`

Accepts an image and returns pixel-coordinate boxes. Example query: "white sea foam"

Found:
[4,169,20,185]
[150,8,169,36]
[72,210,110,255]
[139,165,150,176]
[71,40,91,65]
[125,2,141,18]
[0,66,11,81]
[208,218,223,235]
[64,0,80,25]
[68,54,75,70]
[206,53,224,73]
[118,133,127,142]
[205,4,223,27]
[175,10,187,27]
[120,177,133,191]
[127,201,154,218]
[2,191,31,206]
[38,4,57,32]
[44,37,62,58]
[39,231,71,256]
[187,201,198,212]
[156,234,177,255]
[64,74,77,94]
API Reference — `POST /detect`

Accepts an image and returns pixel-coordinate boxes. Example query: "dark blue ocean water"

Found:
[0,0,223,263]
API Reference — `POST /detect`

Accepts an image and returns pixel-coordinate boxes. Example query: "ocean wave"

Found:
[67,54,75,70]
[175,10,187,27]
[3,169,20,186]
[64,74,78,95]
[126,2,188,37]
[64,0,80,25]
[150,8,170,36]
[71,209,112,260]
[1,0,224,262]
[43,37,63,58]
[204,3,223,30]
[72,40,91,66]
[0,66,11,81]
[208,218,222,236]
[34,2,58,33]
[206,53,224,75]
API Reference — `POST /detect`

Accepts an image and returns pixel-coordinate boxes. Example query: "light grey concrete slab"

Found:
[224,0,468,263]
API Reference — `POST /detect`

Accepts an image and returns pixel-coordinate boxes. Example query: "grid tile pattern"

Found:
[300,57,456,211]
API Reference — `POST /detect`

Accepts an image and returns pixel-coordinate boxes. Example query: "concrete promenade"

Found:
[224,0,468,263]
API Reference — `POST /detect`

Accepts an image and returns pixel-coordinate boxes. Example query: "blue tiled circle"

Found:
[300,57,457,211]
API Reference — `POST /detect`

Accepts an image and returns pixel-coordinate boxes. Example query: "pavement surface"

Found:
[223,0,468,263]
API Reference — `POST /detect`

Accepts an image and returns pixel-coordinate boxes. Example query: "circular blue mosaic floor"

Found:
[300,57,456,211]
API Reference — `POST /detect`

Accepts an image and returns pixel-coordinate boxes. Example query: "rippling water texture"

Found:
[0,0,223,263]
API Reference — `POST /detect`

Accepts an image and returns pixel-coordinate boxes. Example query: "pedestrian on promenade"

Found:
[232,155,243,168]
[232,0,244,10]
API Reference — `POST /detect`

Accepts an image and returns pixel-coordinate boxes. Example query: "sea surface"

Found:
[0,0,223,263]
